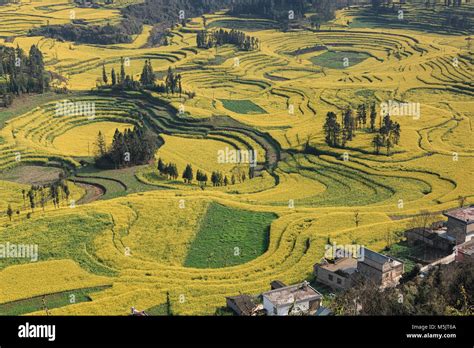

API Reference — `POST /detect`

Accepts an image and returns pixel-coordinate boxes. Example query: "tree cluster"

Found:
[372,114,401,155]
[101,60,187,97]
[164,66,182,95]
[6,179,71,221]
[197,29,259,51]
[95,127,159,169]
[157,158,179,180]
[323,103,400,156]
[0,44,49,107]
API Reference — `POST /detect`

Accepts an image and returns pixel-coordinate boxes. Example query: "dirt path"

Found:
[75,182,105,205]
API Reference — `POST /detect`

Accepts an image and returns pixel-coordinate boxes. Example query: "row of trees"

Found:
[94,127,159,169]
[323,104,401,155]
[196,29,259,51]
[100,59,186,97]
[6,180,71,221]
[156,158,250,187]
[0,44,49,107]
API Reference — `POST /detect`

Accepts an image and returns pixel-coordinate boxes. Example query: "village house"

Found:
[443,207,474,244]
[404,207,474,265]
[226,281,327,316]
[314,255,357,291]
[357,248,404,289]
[314,247,404,289]
[261,281,323,316]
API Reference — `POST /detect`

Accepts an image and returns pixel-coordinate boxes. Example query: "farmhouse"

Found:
[261,281,323,316]
[357,248,404,289]
[443,207,474,244]
[314,255,357,290]
[314,247,404,289]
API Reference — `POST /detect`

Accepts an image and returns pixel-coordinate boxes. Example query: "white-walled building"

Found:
[261,281,323,316]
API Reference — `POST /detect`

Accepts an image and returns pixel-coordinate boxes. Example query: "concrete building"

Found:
[314,256,357,290]
[262,281,322,316]
[357,248,404,289]
[443,207,474,244]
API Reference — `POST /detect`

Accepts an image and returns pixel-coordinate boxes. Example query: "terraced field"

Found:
[0,2,472,316]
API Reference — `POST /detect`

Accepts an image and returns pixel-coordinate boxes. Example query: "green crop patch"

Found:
[0,212,115,276]
[184,203,276,268]
[0,285,111,316]
[220,99,267,114]
[310,51,371,69]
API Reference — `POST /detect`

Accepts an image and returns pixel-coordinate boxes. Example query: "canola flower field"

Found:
[0,0,472,315]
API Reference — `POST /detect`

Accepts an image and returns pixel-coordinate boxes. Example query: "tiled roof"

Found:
[443,207,474,224]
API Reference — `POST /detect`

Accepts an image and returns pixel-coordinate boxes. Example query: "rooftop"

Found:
[318,257,358,275]
[262,281,322,307]
[457,239,474,256]
[443,207,474,224]
[226,294,259,316]
[362,247,402,267]
[408,227,456,243]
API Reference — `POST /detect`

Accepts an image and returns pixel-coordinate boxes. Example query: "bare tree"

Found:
[457,195,467,208]
[354,211,361,228]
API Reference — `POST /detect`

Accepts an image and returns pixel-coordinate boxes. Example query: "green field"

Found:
[310,51,372,69]
[0,286,111,316]
[220,99,267,114]
[184,203,276,268]
[0,212,115,276]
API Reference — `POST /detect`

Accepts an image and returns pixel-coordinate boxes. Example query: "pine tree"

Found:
[111,68,116,85]
[157,158,165,174]
[369,102,377,132]
[94,131,107,157]
[102,64,108,84]
[120,57,126,84]
[182,164,193,183]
